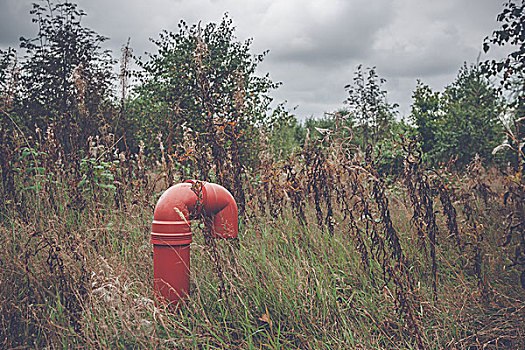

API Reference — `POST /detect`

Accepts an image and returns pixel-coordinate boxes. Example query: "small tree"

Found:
[132,15,286,212]
[483,0,524,168]
[17,0,114,154]
[344,65,398,148]
[440,64,503,166]
[410,64,502,167]
[483,0,524,95]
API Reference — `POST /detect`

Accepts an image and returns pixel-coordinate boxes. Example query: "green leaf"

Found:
[78,176,88,187]
[97,183,115,190]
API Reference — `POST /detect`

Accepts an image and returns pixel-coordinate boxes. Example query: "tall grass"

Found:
[1,124,524,349]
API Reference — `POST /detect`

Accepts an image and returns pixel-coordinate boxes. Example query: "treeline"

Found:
[0,0,523,186]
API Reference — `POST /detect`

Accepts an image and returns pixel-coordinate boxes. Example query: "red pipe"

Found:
[151,180,238,306]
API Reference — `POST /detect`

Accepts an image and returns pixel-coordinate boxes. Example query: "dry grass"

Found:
[1,132,524,349]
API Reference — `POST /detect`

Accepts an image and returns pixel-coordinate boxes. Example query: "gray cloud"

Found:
[258,0,394,66]
[0,1,34,47]
[0,0,513,119]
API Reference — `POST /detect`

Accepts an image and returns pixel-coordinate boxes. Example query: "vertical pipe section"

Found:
[151,181,238,306]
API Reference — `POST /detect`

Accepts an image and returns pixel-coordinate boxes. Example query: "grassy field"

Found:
[1,141,524,349]
[1,1,523,348]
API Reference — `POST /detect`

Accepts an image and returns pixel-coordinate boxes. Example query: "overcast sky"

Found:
[0,0,513,119]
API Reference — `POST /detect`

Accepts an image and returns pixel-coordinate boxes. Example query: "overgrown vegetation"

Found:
[1,0,524,349]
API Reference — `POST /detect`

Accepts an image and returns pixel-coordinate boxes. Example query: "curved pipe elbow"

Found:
[152,181,238,245]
